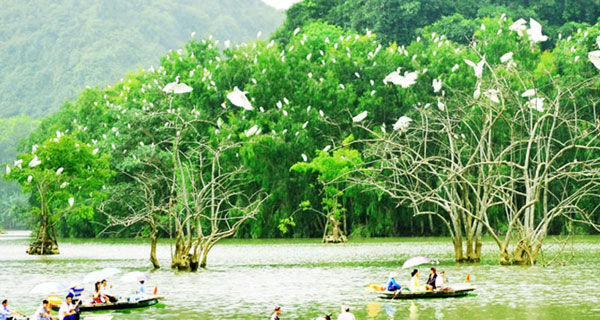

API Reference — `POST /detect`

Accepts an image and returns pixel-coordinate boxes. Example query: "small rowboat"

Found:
[52,297,163,312]
[378,286,476,300]
[79,296,164,311]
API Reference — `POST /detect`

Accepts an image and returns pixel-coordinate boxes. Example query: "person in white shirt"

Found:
[31,299,52,320]
[337,305,356,320]
[100,280,117,303]
[57,295,78,320]
[435,270,447,289]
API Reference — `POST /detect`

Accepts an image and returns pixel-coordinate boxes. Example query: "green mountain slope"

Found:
[0,0,284,118]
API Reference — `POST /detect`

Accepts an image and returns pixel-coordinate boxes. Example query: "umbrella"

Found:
[30,282,68,294]
[83,267,122,283]
[401,256,431,269]
[120,271,150,282]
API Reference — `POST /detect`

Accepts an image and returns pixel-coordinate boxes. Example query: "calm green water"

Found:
[1,231,599,319]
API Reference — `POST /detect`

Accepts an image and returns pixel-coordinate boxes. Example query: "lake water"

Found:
[1,231,599,319]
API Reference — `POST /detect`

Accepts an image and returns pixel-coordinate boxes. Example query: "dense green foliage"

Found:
[5,1,600,243]
[273,0,600,47]
[0,0,284,118]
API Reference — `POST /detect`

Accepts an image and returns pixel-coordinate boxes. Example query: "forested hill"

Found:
[0,0,284,118]
[273,0,600,46]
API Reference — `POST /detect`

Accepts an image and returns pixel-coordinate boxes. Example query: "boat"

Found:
[79,296,164,311]
[377,286,476,300]
[52,297,163,312]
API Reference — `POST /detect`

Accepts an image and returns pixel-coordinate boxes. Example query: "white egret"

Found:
[29,155,42,168]
[526,97,545,112]
[484,89,500,103]
[14,159,23,169]
[473,82,481,99]
[527,19,548,43]
[68,197,74,207]
[500,52,513,63]
[509,18,527,36]
[227,87,253,111]
[464,57,485,78]
[432,79,442,93]
[352,111,368,123]
[163,81,193,94]
[383,70,418,88]
[5,165,10,175]
[437,99,445,111]
[27,175,33,183]
[451,64,459,72]
[589,51,600,69]
[393,116,412,131]
[245,125,259,137]
[302,121,309,129]
[293,27,301,36]
[92,148,99,155]
[323,145,331,152]
[521,89,536,97]
[56,167,64,175]
[301,154,308,162]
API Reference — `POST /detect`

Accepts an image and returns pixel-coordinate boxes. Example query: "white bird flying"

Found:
[227,87,253,111]
[527,19,548,43]
[353,111,368,122]
[464,57,486,78]
[509,18,527,36]
[521,89,536,97]
[29,155,42,168]
[500,52,513,63]
[14,159,23,169]
[432,79,442,93]
[526,97,545,112]
[383,70,419,88]
[589,51,600,69]
[393,116,412,131]
[484,89,501,104]
[163,80,193,94]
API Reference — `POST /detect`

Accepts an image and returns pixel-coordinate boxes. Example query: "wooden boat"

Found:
[52,296,163,312]
[79,296,164,311]
[377,286,476,300]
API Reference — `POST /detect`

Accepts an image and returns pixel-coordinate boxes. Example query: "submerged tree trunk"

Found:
[148,218,160,269]
[27,207,59,255]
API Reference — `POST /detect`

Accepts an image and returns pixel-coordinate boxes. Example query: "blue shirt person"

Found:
[386,272,402,291]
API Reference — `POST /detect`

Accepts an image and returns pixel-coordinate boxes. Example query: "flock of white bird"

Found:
[6,17,600,210]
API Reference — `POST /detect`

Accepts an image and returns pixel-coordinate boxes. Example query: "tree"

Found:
[290,139,363,243]
[4,135,112,254]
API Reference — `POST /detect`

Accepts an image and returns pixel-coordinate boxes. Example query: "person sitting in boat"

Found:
[58,295,79,320]
[100,280,117,303]
[426,267,437,290]
[337,305,356,320]
[386,272,402,291]
[129,280,146,302]
[270,306,282,320]
[1,299,24,320]
[311,313,331,320]
[31,299,52,320]
[409,269,425,292]
[435,270,448,290]
[67,282,84,305]
[92,282,106,304]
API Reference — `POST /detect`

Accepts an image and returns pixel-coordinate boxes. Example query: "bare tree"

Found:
[346,55,600,264]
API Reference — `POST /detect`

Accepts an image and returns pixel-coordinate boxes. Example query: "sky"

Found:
[261,0,303,10]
